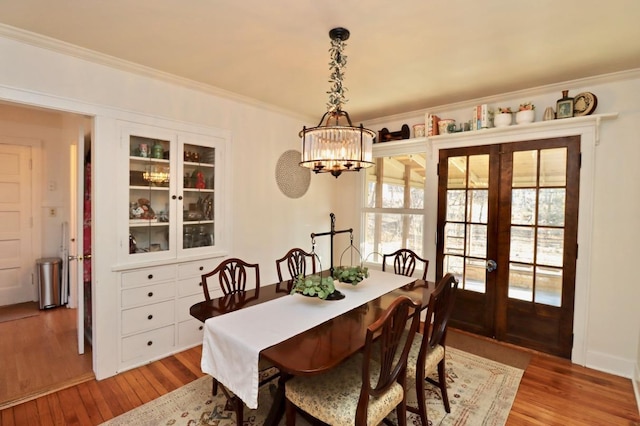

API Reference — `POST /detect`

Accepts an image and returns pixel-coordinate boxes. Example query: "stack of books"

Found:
[473,104,493,129]
[425,113,441,136]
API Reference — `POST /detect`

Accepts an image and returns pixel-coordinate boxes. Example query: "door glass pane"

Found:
[511,189,536,225]
[535,266,562,307]
[182,144,215,249]
[508,263,533,301]
[512,150,537,187]
[537,228,564,267]
[466,224,487,258]
[538,189,565,226]
[443,255,463,278]
[510,226,534,263]
[446,190,466,221]
[468,189,488,223]
[540,148,567,187]
[447,156,467,188]
[468,155,489,188]
[129,135,171,255]
[465,258,486,293]
[444,223,465,255]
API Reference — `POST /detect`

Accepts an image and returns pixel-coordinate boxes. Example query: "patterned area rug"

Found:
[102,347,523,426]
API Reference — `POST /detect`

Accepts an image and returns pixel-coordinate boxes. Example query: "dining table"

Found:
[190,269,433,425]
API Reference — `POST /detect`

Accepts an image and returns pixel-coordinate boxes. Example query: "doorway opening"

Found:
[0,101,94,407]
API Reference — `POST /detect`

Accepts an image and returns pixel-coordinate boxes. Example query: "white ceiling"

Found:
[1,0,639,122]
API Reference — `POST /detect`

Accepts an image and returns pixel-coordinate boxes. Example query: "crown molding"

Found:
[0,24,311,122]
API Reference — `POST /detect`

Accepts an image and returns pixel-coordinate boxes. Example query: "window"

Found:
[361,148,427,265]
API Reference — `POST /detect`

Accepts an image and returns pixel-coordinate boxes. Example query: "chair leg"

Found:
[437,359,450,413]
[211,377,219,396]
[396,396,408,426]
[415,376,428,426]
[285,398,297,425]
[233,397,243,425]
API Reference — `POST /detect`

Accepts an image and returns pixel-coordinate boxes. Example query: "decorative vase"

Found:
[515,109,535,124]
[493,113,512,128]
[543,107,555,121]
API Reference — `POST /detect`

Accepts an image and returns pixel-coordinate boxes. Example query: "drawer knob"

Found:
[199,282,202,287]
[147,341,153,346]
[199,266,204,271]
[148,292,154,297]
[147,314,153,320]
[148,274,153,280]
[199,326,203,330]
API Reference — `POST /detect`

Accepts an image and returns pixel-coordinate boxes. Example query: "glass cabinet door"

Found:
[128,135,172,256]
[179,143,215,253]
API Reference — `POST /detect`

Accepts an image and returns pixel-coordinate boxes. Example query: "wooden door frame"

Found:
[424,119,605,365]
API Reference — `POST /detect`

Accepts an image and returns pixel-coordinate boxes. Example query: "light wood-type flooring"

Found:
[0,305,94,410]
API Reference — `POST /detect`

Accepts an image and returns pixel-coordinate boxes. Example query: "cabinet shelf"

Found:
[130,185,170,191]
[129,219,170,227]
[183,188,214,193]
[129,156,170,164]
[183,220,214,225]
[184,161,214,168]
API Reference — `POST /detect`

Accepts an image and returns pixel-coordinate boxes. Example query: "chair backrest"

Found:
[421,273,458,354]
[275,248,316,282]
[358,295,421,423]
[382,248,429,281]
[201,258,260,300]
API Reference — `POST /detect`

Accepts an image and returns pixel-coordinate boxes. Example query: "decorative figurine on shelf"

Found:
[129,234,137,254]
[194,171,206,189]
[137,198,156,219]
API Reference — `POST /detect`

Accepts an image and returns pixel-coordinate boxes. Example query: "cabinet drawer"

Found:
[177,276,204,297]
[122,282,175,308]
[178,318,204,347]
[122,265,176,288]
[122,300,174,335]
[178,258,222,279]
[178,293,206,322]
[121,325,175,363]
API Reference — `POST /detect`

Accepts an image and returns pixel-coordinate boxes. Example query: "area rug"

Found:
[0,302,39,323]
[102,347,523,426]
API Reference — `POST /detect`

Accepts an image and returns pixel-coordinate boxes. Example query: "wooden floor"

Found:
[1,340,638,425]
[0,306,94,410]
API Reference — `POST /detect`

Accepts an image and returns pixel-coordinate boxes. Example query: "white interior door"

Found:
[0,143,34,306]
[70,134,86,354]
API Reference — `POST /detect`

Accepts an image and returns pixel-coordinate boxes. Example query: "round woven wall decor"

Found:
[275,150,310,199]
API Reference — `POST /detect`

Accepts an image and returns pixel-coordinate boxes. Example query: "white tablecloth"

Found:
[200,270,415,408]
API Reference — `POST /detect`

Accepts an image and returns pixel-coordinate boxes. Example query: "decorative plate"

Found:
[573,92,597,116]
[275,150,310,198]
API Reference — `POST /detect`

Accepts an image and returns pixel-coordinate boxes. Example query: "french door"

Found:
[436,136,580,358]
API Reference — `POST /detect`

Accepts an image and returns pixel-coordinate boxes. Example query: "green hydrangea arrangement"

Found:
[332,265,369,285]
[290,274,336,299]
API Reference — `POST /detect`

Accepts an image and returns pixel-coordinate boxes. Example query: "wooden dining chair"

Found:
[201,257,260,300]
[200,257,275,424]
[275,247,316,282]
[382,248,429,283]
[284,295,421,426]
[405,273,458,425]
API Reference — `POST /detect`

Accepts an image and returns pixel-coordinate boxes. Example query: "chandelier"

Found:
[299,27,375,178]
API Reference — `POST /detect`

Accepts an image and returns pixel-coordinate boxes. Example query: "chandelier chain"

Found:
[326,36,348,113]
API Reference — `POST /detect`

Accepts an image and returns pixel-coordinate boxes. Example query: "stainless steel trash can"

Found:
[37,257,62,309]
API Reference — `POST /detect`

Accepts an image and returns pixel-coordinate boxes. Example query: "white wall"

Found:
[356,71,640,379]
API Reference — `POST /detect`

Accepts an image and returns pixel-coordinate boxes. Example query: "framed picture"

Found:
[556,99,574,119]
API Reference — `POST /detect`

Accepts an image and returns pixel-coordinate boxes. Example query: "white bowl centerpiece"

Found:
[494,107,513,127]
[515,103,535,124]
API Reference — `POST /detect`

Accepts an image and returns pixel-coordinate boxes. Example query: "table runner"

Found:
[200,270,415,409]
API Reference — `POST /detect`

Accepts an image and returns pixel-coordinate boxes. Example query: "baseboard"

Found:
[634,362,640,416]
[585,349,635,379]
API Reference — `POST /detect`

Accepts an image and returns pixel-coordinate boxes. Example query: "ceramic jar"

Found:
[515,109,535,124]
[493,113,513,128]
